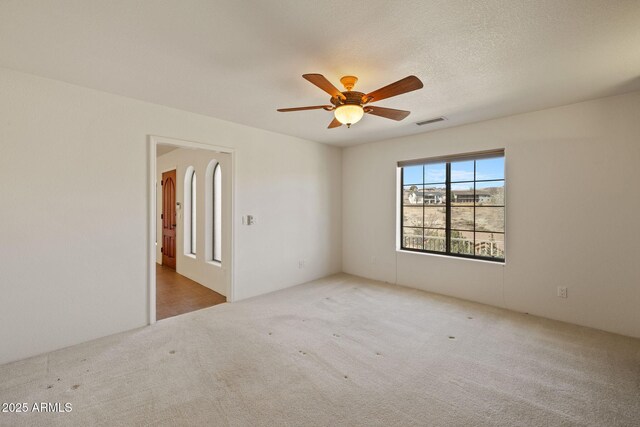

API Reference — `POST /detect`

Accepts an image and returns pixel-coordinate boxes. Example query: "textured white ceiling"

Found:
[1,1,639,146]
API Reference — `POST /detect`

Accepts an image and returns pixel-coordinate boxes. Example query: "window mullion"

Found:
[445,163,451,254]
[422,165,425,251]
[473,161,476,256]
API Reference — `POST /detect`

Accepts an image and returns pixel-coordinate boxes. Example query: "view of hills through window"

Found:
[401,154,505,261]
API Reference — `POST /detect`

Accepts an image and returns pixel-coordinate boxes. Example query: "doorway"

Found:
[149,136,235,324]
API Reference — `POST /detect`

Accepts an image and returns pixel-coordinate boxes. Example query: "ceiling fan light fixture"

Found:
[334,104,364,127]
[278,74,423,129]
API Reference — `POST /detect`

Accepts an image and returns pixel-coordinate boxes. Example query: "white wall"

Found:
[156,148,231,296]
[343,90,640,338]
[0,67,342,364]
[1,63,637,366]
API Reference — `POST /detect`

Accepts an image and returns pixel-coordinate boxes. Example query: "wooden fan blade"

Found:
[328,117,342,128]
[303,74,346,100]
[364,76,423,103]
[366,106,411,121]
[277,105,332,112]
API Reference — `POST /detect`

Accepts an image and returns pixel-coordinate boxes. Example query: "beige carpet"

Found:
[1,274,639,426]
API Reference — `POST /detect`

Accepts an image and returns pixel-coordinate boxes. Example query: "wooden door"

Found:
[161,170,177,269]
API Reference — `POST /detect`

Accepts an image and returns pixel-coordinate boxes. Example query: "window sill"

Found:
[396,249,505,266]
[207,260,222,268]
[185,253,196,260]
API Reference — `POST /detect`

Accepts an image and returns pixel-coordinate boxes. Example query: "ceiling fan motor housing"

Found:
[331,91,365,107]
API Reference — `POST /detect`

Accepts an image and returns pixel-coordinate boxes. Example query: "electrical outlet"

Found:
[371,256,378,264]
[557,286,568,298]
[298,260,304,269]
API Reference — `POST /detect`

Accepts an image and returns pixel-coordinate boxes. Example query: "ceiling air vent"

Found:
[416,117,446,126]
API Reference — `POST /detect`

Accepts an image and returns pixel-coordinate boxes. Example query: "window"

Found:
[184,167,197,256]
[190,170,196,254]
[212,163,221,262]
[399,150,505,261]
[205,160,222,263]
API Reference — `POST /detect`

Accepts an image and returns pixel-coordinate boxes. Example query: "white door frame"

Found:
[148,135,236,324]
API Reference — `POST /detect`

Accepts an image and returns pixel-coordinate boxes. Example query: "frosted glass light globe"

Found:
[334,104,364,127]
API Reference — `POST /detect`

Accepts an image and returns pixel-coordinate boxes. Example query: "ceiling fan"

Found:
[277,74,423,128]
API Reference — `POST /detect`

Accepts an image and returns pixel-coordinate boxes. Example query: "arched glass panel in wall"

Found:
[183,166,196,256]
[190,170,197,255]
[213,164,222,262]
